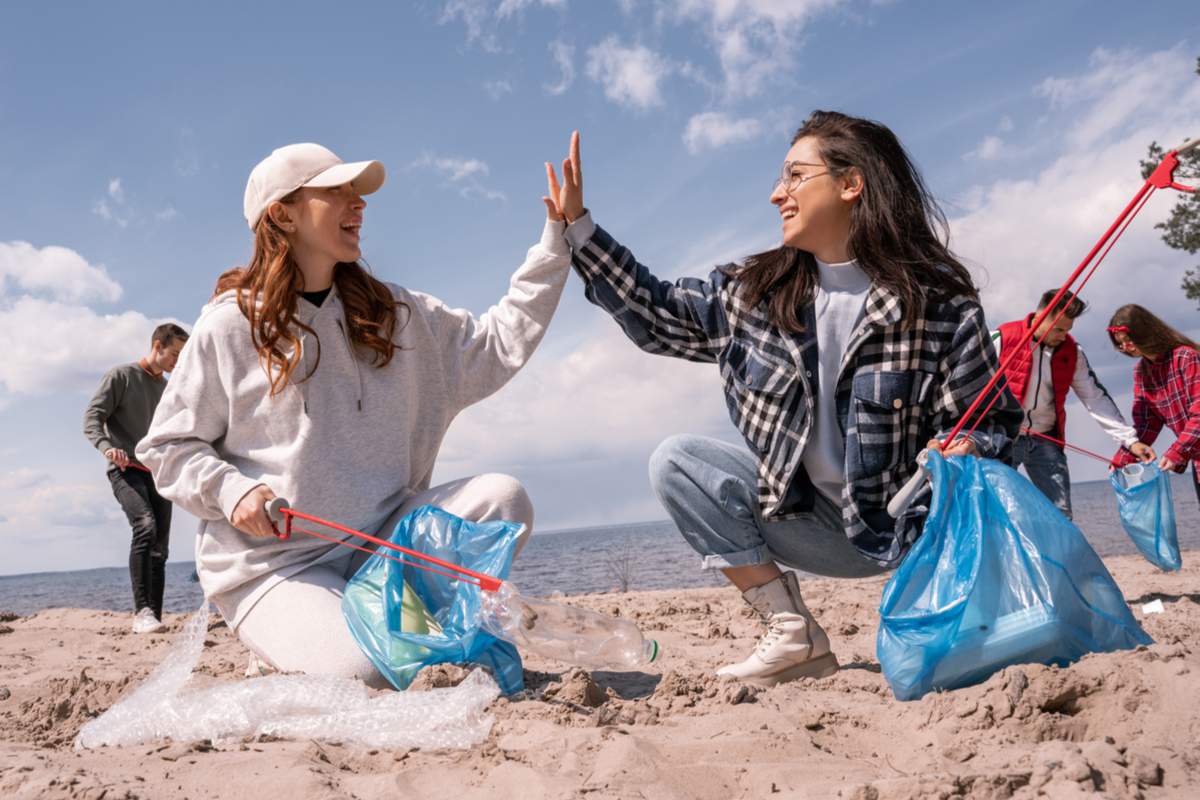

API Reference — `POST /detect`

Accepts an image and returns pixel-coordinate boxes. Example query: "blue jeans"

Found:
[1012,434,1072,519]
[648,434,890,579]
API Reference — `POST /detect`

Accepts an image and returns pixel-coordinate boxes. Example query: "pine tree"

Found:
[1140,57,1200,307]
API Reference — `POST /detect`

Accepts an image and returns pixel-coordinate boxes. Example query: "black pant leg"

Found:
[149,486,172,618]
[107,467,160,613]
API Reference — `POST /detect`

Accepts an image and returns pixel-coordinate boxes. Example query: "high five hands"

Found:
[542,131,584,223]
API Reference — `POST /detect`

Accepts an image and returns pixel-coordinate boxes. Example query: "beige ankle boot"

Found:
[716,571,838,687]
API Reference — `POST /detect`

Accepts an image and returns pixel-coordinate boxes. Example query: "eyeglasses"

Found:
[774,160,831,193]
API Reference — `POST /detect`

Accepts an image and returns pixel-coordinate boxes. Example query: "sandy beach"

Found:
[1,552,1198,799]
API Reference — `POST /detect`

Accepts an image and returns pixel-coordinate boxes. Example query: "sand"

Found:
[1,553,1198,799]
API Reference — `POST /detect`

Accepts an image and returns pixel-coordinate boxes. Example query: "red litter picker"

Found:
[889,135,1199,517]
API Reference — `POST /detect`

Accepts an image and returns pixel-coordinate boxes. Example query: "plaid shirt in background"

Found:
[567,215,1021,566]
[1112,346,1200,479]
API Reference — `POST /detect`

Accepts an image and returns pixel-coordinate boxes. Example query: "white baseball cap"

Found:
[243,143,386,230]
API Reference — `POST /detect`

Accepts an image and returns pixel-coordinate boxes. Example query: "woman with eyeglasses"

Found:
[1108,304,1200,503]
[545,111,1021,687]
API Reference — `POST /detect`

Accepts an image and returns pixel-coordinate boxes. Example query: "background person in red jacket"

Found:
[1109,304,1200,504]
[992,290,1154,519]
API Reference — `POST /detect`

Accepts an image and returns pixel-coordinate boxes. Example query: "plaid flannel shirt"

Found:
[568,215,1021,566]
[1112,346,1200,475]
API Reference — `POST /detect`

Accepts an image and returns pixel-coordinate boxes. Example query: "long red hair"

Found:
[213,191,408,395]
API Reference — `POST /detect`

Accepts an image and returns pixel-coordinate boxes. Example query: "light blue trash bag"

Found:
[341,504,525,694]
[878,451,1151,701]
[1109,462,1182,572]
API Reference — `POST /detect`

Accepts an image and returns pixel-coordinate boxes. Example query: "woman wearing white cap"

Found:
[138,143,571,685]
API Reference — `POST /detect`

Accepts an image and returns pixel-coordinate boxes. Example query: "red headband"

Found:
[1107,325,1130,334]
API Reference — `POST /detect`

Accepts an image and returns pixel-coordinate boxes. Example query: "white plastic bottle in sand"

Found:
[480,582,659,670]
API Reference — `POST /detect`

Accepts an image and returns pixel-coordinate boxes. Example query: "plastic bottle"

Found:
[480,582,660,670]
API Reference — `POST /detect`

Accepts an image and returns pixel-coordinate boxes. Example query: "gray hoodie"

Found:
[137,220,570,627]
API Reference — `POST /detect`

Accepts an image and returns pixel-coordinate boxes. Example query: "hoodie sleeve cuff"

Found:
[539,218,568,255]
[564,211,597,251]
[218,475,269,523]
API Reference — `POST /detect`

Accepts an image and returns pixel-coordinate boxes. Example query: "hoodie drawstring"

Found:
[336,317,365,413]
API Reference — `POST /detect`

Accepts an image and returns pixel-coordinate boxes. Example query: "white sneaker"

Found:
[131,607,166,634]
[717,572,839,687]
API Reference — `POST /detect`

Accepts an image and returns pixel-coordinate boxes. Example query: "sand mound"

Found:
[15,669,133,747]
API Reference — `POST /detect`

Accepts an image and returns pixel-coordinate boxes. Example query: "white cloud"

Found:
[667,0,845,99]
[1033,47,1195,152]
[586,36,671,111]
[0,468,50,491]
[438,322,732,472]
[949,45,1200,356]
[0,241,122,304]
[544,40,575,96]
[0,477,124,534]
[107,178,124,203]
[411,154,507,202]
[92,199,129,228]
[683,111,762,154]
[154,205,178,222]
[0,296,161,395]
[484,78,514,100]
[496,0,564,17]
[442,0,565,50]
[965,134,1006,161]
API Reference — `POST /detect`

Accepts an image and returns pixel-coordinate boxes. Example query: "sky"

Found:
[1,1,1198,575]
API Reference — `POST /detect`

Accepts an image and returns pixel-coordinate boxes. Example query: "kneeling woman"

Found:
[139,143,571,685]
[547,114,1021,686]
[1108,304,1200,504]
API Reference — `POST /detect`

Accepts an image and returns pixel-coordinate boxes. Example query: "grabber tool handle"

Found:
[265,496,292,540]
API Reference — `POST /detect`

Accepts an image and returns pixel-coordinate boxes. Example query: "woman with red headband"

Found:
[1108,304,1200,503]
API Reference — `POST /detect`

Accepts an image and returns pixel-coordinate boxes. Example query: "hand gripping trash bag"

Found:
[342,504,525,694]
[877,452,1151,701]
[1109,462,1182,572]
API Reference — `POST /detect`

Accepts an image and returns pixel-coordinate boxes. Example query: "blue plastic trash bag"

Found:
[1110,462,1182,572]
[342,504,526,694]
[878,452,1152,701]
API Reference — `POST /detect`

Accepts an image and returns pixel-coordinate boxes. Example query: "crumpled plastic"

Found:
[1110,462,1182,572]
[877,451,1152,701]
[75,603,500,750]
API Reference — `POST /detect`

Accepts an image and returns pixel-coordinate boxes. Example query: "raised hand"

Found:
[542,161,563,221]
[545,130,583,223]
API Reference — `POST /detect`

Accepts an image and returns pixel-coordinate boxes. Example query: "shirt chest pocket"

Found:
[849,369,934,477]
[722,344,797,453]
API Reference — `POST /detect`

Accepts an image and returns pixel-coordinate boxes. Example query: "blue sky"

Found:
[1,1,1198,574]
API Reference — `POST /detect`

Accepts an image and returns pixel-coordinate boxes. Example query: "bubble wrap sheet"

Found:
[75,604,500,750]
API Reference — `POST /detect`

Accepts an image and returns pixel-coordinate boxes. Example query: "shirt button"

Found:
[806,370,812,378]
[893,398,904,410]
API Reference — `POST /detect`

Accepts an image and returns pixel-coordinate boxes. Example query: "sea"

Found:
[2,475,1197,618]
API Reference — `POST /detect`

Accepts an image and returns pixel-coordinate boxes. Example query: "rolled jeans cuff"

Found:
[698,543,772,571]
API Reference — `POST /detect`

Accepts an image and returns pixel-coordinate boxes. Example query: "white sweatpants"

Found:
[236,473,534,689]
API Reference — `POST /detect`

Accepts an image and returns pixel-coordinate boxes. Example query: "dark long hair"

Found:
[213,190,408,396]
[729,110,976,332]
[1108,304,1198,361]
